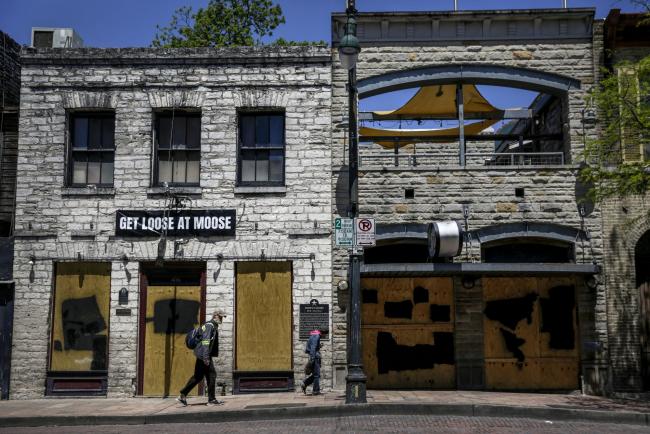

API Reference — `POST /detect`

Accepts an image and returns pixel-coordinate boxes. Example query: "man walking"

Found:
[300,327,327,396]
[177,309,225,406]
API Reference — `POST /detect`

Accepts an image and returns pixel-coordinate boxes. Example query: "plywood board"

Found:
[483,277,539,359]
[361,277,453,325]
[362,327,455,389]
[483,277,579,390]
[360,277,455,389]
[50,263,110,372]
[142,285,201,397]
[236,262,292,371]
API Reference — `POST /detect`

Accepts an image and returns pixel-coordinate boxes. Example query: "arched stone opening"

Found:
[635,229,650,390]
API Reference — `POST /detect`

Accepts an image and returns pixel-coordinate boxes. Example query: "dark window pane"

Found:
[256,116,270,146]
[172,151,187,183]
[102,118,115,148]
[89,118,102,149]
[270,115,284,146]
[172,117,187,147]
[186,151,200,183]
[241,150,256,182]
[158,153,172,184]
[72,157,87,184]
[269,149,284,182]
[158,117,172,148]
[187,116,201,148]
[101,162,113,184]
[241,116,255,147]
[256,150,269,181]
[87,154,101,184]
[101,153,114,185]
[73,118,88,149]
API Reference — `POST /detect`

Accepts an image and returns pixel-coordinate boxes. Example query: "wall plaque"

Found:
[115,209,236,237]
[299,299,329,341]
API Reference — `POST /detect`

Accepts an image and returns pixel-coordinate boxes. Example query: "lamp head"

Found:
[339,14,360,70]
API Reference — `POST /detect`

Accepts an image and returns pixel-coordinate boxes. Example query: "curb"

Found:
[0,402,649,428]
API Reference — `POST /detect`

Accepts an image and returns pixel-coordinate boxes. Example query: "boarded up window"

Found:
[235,262,292,371]
[50,263,111,372]
[618,66,644,163]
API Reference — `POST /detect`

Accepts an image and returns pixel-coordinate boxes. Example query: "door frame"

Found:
[137,262,206,396]
[0,283,14,400]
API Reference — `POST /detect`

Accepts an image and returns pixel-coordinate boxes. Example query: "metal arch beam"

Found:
[357,64,581,98]
[471,222,585,245]
[375,223,428,243]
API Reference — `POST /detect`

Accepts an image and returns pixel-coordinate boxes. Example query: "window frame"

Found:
[67,111,116,188]
[152,110,202,187]
[236,110,286,187]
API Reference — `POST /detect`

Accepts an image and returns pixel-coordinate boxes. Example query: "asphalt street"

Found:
[2,415,648,434]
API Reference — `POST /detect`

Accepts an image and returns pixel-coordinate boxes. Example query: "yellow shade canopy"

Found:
[373,84,497,117]
[359,119,498,149]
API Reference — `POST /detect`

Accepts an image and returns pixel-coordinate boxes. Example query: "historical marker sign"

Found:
[355,217,376,247]
[299,299,329,340]
[334,217,354,247]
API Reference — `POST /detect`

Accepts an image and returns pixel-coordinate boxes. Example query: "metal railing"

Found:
[359,152,565,168]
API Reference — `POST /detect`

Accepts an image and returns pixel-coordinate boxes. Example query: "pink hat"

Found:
[310,329,321,335]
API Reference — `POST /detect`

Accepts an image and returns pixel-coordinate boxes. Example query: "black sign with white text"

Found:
[299,299,329,341]
[115,209,236,237]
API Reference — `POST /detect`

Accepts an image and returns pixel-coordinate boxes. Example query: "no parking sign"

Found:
[355,218,376,247]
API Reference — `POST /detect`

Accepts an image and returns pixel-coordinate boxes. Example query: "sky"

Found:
[1,0,646,119]
[1,0,646,48]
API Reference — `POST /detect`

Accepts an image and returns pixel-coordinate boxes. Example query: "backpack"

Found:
[185,326,201,349]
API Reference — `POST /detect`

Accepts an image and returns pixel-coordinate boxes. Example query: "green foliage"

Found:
[152,0,285,48]
[580,54,650,202]
[272,38,327,47]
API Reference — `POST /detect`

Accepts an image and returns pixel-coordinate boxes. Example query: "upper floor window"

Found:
[154,111,201,186]
[237,112,285,186]
[68,112,115,186]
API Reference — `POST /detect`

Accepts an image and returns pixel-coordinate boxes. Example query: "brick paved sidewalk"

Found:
[1,390,649,427]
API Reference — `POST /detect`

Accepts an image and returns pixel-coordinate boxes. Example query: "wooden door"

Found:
[640,281,650,389]
[142,285,201,396]
[361,277,455,389]
[236,262,292,371]
[0,284,13,400]
[483,277,579,390]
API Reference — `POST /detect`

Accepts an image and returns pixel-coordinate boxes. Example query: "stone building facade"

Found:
[331,9,608,393]
[0,30,20,400]
[10,46,333,398]
[598,10,650,394]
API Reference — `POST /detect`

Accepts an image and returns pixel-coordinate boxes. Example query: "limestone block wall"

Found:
[11,46,333,398]
[329,10,608,391]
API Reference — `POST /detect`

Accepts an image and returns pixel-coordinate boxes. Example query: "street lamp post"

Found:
[339,0,366,404]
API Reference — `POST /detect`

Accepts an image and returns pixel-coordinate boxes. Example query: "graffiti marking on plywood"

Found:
[413,286,429,304]
[376,331,454,374]
[362,289,378,303]
[384,300,414,319]
[484,292,538,362]
[540,285,575,350]
[499,328,526,362]
[145,299,200,334]
[429,304,451,322]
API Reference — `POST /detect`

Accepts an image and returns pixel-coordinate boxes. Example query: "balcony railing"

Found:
[359,152,565,168]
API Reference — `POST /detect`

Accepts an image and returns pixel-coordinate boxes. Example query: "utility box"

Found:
[31,28,83,48]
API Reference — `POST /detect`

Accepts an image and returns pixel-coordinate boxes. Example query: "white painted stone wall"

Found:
[11,46,333,399]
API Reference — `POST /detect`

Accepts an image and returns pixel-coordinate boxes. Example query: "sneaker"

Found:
[300,382,306,395]
[207,399,224,406]
[176,395,187,406]
[312,391,321,396]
